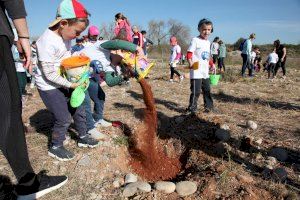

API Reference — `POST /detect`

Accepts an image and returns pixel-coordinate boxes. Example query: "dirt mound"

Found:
[129,79,181,181]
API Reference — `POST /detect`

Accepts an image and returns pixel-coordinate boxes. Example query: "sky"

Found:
[24,0,300,44]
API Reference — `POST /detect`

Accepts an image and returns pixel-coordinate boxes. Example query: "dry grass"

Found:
[0,52,299,199]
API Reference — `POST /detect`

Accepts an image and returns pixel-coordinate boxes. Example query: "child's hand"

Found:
[70,82,81,89]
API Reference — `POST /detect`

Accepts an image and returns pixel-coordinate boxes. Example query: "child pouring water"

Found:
[35,0,99,161]
[186,19,216,114]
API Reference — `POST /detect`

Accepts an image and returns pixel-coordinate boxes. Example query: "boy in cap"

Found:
[35,0,99,162]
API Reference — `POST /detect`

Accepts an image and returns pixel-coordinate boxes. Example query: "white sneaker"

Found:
[180,75,184,82]
[87,128,107,140]
[30,83,35,89]
[169,79,174,83]
[96,119,112,127]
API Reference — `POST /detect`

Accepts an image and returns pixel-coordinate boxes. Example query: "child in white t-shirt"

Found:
[266,50,279,79]
[169,36,183,82]
[35,0,99,161]
[186,19,215,114]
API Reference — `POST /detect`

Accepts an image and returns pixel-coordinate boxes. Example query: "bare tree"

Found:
[99,22,115,40]
[167,19,191,49]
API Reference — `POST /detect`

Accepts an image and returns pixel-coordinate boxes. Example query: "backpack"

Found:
[239,39,246,51]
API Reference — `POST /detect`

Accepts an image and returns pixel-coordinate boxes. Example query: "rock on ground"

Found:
[123,183,138,197]
[154,181,176,194]
[125,173,138,184]
[175,181,197,197]
[246,120,258,130]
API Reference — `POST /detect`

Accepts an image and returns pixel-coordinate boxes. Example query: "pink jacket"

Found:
[114,20,133,42]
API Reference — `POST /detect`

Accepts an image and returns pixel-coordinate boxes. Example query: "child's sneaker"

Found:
[78,135,99,148]
[87,128,108,140]
[169,79,173,83]
[180,75,184,82]
[48,146,74,161]
[17,171,68,200]
[96,119,112,127]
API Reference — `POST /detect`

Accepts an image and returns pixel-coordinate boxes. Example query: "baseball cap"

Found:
[49,0,88,28]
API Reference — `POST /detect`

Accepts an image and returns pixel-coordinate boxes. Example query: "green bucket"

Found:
[209,74,221,86]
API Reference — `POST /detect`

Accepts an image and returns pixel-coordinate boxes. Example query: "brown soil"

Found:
[129,79,181,181]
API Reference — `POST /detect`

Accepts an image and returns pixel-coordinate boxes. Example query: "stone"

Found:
[272,167,287,182]
[266,156,277,167]
[269,147,288,162]
[77,155,91,167]
[220,124,230,130]
[175,181,197,197]
[254,138,263,145]
[236,174,254,183]
[135,181,151,192]
[123,183,138,197]
[124,173,138,184]
[154,181,176,194]
[215,129,231,142]
[246,120,258,130]
[113,179,120,188]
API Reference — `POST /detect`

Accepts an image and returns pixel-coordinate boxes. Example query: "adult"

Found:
[0,0,67,199]
[273,39,287,78]
[211,36,219,64]
[241,33,256,77]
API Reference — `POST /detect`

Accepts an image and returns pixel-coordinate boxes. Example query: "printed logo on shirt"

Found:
[201,51,210,60]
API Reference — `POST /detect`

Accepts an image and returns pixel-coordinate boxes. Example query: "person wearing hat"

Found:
[241,33,256,77]
[35,0,100,163]
[83,25,100,47]
[0,0,75,199]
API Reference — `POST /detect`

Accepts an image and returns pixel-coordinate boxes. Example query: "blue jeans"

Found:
[241,53,252,76]
[83,77,105,131]
[39,88,87,146]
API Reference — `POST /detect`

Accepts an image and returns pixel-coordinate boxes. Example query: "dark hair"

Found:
[31,41,36,45]
[141,30,147,35]
[198,18,213,33]
[274,39,280,48]
[115,13,127,21]
[218,40,223,44]
[213,37,219,42]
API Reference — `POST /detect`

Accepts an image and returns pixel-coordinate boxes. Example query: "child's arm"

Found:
[40,62,78,89]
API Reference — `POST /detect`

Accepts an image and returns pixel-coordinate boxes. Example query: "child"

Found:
[114,13,132,42]
[132,26,143,48]
[211,36,219,64]
[71,37,84,54]
[254,47,261,72]
[169,36,183,82]
[84,25,100,47]
[218,40,226,72]
[266,49,278,79]
[186,19,215,114]
[141,30,153,56]
[35,0,99,161]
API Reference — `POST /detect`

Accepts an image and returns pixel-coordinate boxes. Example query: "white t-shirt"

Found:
[35,29,71,91]
[250,51,256,64]
[268,52,279,64]
[188,37,211,79]
[77,40,113,72]
[170,45,181,63]
[211,42,219,55]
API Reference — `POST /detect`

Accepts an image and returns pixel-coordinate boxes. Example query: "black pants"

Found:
[0,36,36,197]
[218,57,225,71]
[188,78,213,112]
[170,65,181,79]
[212,54,218,64]
[268,63,276,78]
[274,60,286,76]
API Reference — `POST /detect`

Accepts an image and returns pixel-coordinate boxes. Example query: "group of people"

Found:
[0,0,288,199]
[211,36,227,72]
[241,33,287,79]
